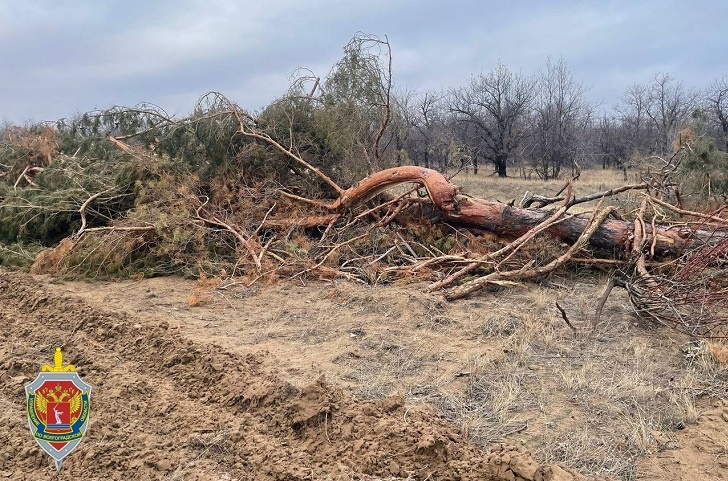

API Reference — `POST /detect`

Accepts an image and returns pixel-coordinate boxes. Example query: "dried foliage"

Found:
[1,33,727,339]
[624,235,728,338]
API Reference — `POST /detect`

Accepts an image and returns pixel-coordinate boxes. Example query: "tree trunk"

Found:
[325,167,721,258]
[495,155,507,177]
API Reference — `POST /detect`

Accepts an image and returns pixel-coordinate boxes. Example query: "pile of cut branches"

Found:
[218,95,728,338]
[1,94,726,338]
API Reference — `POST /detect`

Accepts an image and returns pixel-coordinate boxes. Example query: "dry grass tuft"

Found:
[188,429,231,453]
[186,274,222,307]
[385,279,728,480]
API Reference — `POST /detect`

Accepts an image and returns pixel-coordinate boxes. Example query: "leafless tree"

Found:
[529,58,592,179]
[616,83,653,156]
[407,90,448,170]
[705,76,728,150]
[596,113,629,172]
[449,63,536,177]
[645,73,697,155]
[390,89,416,167]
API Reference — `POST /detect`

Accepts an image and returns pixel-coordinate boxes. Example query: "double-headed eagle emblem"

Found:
[33,386,83,428]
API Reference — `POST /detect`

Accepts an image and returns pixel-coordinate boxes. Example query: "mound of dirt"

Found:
[0,269,605,480]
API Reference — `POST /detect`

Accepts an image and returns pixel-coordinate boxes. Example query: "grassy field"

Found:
[450,167,634,209]
[45,264,728,480]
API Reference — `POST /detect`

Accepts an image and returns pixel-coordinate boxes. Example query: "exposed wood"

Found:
[311,166,722,258]
[76,188,115,237]
[444,205,617,300]
[566,183,648,208]
[79,225,155,234]
[647,195,728,224]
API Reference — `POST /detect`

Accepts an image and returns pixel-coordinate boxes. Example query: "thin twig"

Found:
[555,301,577,331]
[592,278,617,333]
[647,195,728,225]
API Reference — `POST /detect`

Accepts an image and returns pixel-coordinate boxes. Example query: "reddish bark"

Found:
[444,196,696,257]
[329,167,720,258]
[335,166,458,210]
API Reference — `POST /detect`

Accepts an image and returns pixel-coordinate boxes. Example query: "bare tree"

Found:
[645,73,697,155]
[390,88,416,167]
[449,64,536,177]
[705,76,728,150]
[596,113,629,172]
[407,90,448,170]
[529,58,592,179]
[616,83,653,156]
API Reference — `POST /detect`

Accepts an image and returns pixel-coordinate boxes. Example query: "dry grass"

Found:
[450,167,628,198]
[449,167,640,213]
[486,294,720,479]
[188,429,231,453]
[348,278,728,481]
[235,272,725,480]
[335,332,445,400]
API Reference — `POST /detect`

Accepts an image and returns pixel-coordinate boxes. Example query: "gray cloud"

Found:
[1,0,726,123]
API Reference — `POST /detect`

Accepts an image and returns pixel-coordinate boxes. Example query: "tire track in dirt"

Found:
[0,269,604,480]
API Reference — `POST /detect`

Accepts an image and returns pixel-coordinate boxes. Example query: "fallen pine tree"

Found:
[226,99,728,337]
[281,164,723,258]
[255,163,728,336]
[2,96,726,338]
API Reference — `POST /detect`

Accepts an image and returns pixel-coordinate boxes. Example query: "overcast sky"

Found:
[1,0,726,124]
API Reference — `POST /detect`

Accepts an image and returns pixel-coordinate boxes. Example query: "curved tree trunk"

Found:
[329,167,721,257]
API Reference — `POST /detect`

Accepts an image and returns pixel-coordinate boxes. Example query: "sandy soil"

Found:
[1,269,726,480]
